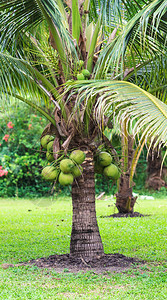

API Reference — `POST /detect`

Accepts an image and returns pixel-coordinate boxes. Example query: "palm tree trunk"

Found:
[116,134,137,213]
[146,142,166,190]
[70,150,104,259]
[116,173,137,213]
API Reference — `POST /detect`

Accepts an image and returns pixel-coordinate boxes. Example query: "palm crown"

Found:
[0,0,166,151]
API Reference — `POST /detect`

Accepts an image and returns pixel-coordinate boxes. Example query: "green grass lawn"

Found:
[0,196,167,299]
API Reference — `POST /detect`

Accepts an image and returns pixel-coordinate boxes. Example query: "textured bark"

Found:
[116,173,137,213]
[70,150,104,259]
[146,144,166,190]
[116,135,137,213]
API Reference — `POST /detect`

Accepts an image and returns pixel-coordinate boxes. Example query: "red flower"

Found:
[0,143,1,146]
[0,166,2,170]
[7,122,14,129]
[28,124,32,130]
[0,170,4,177]
[0,169,8,177]
[3,134,10,142]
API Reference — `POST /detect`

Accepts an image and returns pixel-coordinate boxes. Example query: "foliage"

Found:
[0,0,166,148]
[0,0,166,185]
[0,105,52,197]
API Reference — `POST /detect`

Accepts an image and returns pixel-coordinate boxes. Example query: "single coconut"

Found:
[41,166,59,181]
[46,152,55,162]
[79,60,84,67]
[60,159,74,173]
[77,73,85,80]
[99,152,112,166]
[71,165,83,178]
[59,172,74,185]
[82,69,90,78]
[103,164,120,179]
[69,150,86,164]
[41,135,54,149]
[47,141,54,153]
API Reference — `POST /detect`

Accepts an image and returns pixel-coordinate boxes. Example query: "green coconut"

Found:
[59,172,74,185]
[41,135,54,149]
[103,164,120,179]
[82,69,90,78]
[41,166,59,181]
[71,165,83,178]
[60,159,74,173]
[79,60,84,67]
[47,141,54,153]
[77,73,85,80]
[94,162,104,174]
[99,152,112,167]
[69,150,86,164]
[46,151,55,162]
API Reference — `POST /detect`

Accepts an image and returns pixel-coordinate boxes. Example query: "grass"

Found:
[0,196,167,299]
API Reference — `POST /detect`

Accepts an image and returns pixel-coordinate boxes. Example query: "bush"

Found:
[0,105,52,197]
[0,106,81,198]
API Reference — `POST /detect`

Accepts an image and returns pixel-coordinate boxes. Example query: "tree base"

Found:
[101,212,149,218]
[21,253,143,273]
[115,194,137,214]
[146,175,165,190]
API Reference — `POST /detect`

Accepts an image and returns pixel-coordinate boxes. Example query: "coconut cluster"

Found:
[94,151,120,180]
[76,60,90,80]
[41,135,86,186]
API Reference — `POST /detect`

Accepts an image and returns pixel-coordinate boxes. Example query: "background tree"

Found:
[89,0,167,213]
[0,0,167,258]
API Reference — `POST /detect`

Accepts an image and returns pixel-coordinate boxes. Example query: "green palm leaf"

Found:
[88,0,154,25]
[0,0,77,74]
[126,54,167,103]
[95,0,167,79]
[0,52,55,102]
[67,80,167,147]
[0,51,70,120]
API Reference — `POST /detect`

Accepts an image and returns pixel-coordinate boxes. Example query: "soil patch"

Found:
[21,253,144,274]
[101,212,150,218]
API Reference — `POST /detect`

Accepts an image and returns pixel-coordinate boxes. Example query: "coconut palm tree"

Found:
[92,0,167,213]
[0,0,167,258]
[116,55,167,212]
[124,54,167,195]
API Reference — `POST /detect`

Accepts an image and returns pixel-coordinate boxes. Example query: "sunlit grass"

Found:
[0,196,167,299]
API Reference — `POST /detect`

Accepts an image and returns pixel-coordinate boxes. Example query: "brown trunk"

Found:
[146,143,165,190]
[116,135,137,213]
[70,150,104,259]
[116,173,137,213]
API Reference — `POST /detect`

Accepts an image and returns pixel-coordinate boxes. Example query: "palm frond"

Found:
[88,0,154,27]
[0,0,78,72]
[0,0,43,52]
[125,54,167,102]
[0,53,45,100]
[0,52,66,114]
[66,80,167,147]
[94,0,167,79]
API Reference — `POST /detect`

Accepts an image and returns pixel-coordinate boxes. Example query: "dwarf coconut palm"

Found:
[0,0,167,258]
[88,0,167,212]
